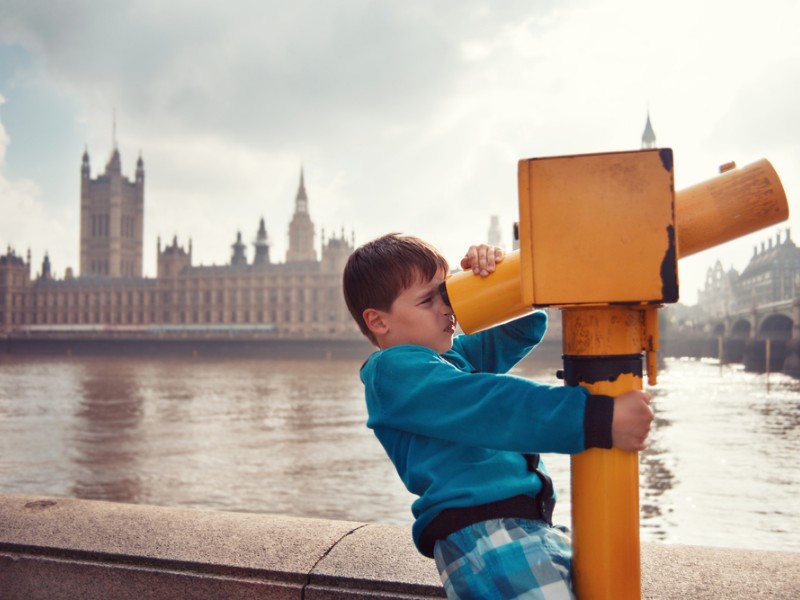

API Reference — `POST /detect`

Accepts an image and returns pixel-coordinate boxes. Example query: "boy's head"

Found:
[343,233,454,351]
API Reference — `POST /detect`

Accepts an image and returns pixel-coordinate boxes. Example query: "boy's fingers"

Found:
[482,246,493,273]
[461,245,504,276]
[461,246,477,270]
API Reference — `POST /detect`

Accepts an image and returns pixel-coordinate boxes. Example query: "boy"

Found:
[343,233,653,599]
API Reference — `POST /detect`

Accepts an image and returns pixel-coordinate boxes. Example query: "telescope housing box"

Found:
[517,148,679,306]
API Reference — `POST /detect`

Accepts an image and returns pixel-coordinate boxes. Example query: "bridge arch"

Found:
[757,313,794,340]
[710,322,725,336]
[730,319,751,338]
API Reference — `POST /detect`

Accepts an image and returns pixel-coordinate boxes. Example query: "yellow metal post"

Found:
[561,307,648,600]
[440,149,789,600]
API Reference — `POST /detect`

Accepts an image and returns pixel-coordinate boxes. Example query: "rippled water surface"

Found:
[1,353,798,552]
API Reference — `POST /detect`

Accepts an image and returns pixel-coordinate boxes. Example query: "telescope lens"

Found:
[438,282,452,308]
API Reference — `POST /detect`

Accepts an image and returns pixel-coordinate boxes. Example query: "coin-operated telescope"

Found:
[440,149,788,600]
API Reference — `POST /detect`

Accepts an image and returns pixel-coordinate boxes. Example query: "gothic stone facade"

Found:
[80,147,144,278]
[0,149,358,338]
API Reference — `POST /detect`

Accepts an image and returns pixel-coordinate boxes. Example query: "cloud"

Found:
[0,113,56,273]
[2,1,564,149]
[1,0,798,301]
[0,0,570,261]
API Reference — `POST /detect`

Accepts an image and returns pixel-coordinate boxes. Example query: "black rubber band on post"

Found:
[559,354,643,386]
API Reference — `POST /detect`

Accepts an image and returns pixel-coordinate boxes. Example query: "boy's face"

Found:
[379,269,456,353]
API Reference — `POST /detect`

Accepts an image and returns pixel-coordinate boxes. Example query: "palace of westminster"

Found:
[2,115,798,338]
[0,146,358,337]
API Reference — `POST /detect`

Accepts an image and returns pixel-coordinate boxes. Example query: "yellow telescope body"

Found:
[444,150,788,334]
[440,148,788,599]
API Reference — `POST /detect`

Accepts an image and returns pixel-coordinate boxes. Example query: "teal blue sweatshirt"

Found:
[360,311,613,556]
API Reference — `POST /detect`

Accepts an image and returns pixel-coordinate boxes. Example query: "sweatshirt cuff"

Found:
[583,394,614,449]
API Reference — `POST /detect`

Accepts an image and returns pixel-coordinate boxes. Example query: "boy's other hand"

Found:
[460,244,505,277]
[611,390,653,452]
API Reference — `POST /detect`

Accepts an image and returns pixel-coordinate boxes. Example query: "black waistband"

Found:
[418,494,548,558]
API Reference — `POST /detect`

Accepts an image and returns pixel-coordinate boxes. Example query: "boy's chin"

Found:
[436,338,454,354]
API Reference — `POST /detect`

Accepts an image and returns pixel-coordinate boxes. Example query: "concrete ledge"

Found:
[1,494,798,599]
[0,494,443,599]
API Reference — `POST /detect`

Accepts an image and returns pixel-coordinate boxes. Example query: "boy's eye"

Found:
[419,296,432,304]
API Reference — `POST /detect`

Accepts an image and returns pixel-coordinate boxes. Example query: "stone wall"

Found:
[1,494,798,599]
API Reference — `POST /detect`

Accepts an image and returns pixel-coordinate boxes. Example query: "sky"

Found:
[1,0,798,305]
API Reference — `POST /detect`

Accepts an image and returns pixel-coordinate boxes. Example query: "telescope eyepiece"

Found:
[438,281,452,308]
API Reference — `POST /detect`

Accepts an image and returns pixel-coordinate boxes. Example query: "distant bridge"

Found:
[707,298,798,341]
[664,298,800,377]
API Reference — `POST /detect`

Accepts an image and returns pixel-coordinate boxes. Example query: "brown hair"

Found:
[343,233,450,345]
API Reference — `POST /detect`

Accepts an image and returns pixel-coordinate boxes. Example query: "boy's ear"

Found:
[362,308,389,336]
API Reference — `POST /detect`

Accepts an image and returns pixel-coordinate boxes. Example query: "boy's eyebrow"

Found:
[412,279,441,301]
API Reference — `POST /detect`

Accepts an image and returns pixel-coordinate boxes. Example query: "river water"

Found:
[0,353,798,553]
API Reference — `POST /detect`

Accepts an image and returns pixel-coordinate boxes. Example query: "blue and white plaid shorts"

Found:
[433,518,575,600]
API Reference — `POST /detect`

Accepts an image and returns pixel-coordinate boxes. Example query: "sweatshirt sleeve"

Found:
[363,345,610,455]
[449,310,548,374]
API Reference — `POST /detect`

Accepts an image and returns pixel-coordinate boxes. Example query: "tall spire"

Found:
[641,111,656,149]
[81,146,90,178]
[106,110,121,174]
[136,151,144,184]
[286,165,316,263]
[231,231,248,266]
[296,166,308,214]
[253,217,270,266]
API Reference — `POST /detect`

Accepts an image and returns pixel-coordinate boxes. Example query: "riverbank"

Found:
[2,329,794,376]
[0,331,375,360]
[1,493,797,599]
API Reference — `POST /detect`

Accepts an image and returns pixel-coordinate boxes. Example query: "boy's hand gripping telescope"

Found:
[439,149,788,600]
